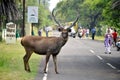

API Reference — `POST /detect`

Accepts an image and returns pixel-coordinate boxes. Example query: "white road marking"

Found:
[90,50,95,54]
[90,49,118,70]
[106,63,116,69]
[117,70,120,72]
[96,55,103,60]
[42,62,49,80]
[90,50,103,60]
[42,73,47,80]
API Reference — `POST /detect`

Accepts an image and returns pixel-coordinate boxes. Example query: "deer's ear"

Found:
[58,27,63,32]
[67,28,71,32]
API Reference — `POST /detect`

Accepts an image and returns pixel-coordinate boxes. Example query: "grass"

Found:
[0,41,41,80]
[95,36,104,41]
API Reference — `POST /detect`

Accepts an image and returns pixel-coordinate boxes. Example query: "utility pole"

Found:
[39,0,40,5]
[22,0,25,36]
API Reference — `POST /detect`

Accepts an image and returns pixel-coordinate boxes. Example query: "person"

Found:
[71,27,76,38]
[45,27,49,37]
[91,27,96,40]
[112,29,118,47]
[86,29,89,38]
[104,29,113,54]
[38,29,42,36]
[78,27,83,39]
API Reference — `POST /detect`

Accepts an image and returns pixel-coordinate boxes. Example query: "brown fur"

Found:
[21,29,70,74]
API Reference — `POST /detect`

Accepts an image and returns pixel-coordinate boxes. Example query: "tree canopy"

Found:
[55,0,120,29]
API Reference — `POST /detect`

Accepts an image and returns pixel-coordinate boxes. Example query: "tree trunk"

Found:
[89,12,101,29]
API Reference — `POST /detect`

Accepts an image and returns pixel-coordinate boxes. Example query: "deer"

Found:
[21,9,79,74]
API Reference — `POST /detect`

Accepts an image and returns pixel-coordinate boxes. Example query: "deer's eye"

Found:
[67,28,71,32]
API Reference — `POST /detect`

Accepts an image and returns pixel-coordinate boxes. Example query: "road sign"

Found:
[28,6,38,23]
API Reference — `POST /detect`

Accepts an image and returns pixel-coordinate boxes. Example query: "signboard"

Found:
[28,6,38,23]
[6,22,16,44]
[2,29,6,40]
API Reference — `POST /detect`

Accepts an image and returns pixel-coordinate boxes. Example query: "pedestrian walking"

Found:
[104,29,113,54]
[78,27,83,39]
[86,29,89,38]
[38,29,42,36]
[112,29,118,47]
[45,27,49,37]
[91,27,96,40]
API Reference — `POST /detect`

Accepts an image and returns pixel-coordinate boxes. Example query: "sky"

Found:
[49,0,60,11]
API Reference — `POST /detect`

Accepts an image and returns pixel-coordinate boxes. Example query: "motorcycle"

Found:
[78,32,83,38]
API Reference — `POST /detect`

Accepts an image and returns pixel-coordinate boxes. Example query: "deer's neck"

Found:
[61,36,68,46]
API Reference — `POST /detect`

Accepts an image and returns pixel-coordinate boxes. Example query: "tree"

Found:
[102,0,120,28]
[55,0,83,24]
[0,0,20,22]
[112,0,120,28]
[55,0,104,29]
[0,0,20,41]
[55,0,120,34]
[26,0,52,29]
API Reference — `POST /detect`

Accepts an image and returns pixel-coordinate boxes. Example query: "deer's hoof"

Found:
[44,71,47,74]
[25,69,31,73]
[56,72,59,74]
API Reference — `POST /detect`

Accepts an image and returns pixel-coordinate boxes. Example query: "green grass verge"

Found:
[95,36,104,41]
[0,41,41,80]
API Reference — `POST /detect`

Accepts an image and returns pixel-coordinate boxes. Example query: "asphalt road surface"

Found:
[35,33,120,80]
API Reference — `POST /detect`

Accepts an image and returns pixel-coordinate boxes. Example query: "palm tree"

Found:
[0,0,20,41]
[0,0,20,22]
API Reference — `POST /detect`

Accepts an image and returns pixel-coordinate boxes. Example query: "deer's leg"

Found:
[26,51,33,72]
[44,53,51,73]
[23,54,27,71]
[23,49,33,72]
[52,55,59,74]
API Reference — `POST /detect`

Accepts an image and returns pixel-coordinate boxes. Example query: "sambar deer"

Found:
[21,9,79,74]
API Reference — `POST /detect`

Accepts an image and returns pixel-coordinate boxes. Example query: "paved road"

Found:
[35,34,120,80]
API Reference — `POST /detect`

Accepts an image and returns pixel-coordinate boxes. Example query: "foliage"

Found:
[0,0,20,41]
[55,0,120,35]
[19,0,51,28]
[56,0,83,22]
[102,0,120,28]
[26,0,52,29]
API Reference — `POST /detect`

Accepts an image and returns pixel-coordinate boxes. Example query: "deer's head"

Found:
[52,9,79,38]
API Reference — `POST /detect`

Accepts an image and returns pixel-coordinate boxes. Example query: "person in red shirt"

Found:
[112,29,118,46]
